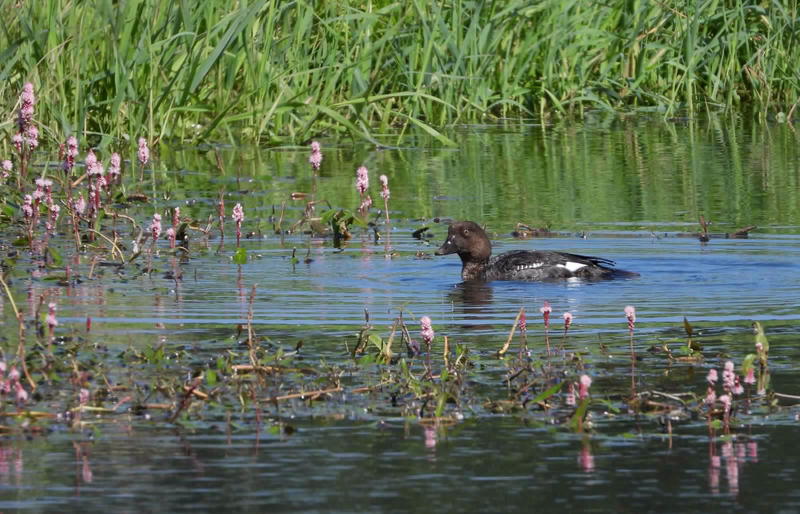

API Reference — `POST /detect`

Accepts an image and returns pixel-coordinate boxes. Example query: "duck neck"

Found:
[460,255,489,281]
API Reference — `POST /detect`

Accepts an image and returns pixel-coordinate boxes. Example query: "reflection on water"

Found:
[2,118,800,511]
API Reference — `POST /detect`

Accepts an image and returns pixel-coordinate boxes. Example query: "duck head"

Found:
[435,221,492,263]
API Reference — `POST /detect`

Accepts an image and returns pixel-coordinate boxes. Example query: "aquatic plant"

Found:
[420,316,434,378]
[540,301,552,356]
[232,203,245,248]
[309,141,322,170]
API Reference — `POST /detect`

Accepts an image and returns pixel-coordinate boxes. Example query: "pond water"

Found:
[3,114,800,512]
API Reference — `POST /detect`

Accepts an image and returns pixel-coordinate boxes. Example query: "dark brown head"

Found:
[435,221,492,263]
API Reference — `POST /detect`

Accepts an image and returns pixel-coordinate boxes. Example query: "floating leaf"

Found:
[233,247,247,264]
[12,237,29,247]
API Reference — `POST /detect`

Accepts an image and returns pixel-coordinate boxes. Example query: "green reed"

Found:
[1,0,799,147]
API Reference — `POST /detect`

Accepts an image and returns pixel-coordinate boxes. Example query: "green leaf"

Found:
[12,237,29,247]
[435,391,447,417]
[711,419,722,430]
[753,321,769,353]
[683,317,693,337]
[206,369,217,386]
[529,382,563,405]
[569,398,590,432]
[368,333,384,351]
[142,346,156,364]
[216,356,225,372]
[233,247,247,264]
[741,354,757,375]
[47,247,63,267]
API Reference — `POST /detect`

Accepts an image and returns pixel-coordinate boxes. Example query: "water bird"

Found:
[435,221,637,281]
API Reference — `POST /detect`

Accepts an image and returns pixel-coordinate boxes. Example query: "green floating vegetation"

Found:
[2,0,799,146]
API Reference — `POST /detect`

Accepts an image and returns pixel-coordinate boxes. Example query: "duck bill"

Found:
[435,239,458,256]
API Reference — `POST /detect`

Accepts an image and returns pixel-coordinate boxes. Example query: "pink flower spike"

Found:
[173,207,180,229]
[719,394,731,412]
[707,369,718,385]
[15,383,28,405]
[8,367,20,383]
[744,368,756,385]
[379,174,390,200]
[564,312,573,329]
[46,302,58,330]
[705,389,716,406]
[519,311,527,333]
[80,388,90,406]
[309,141,322,170]
[232,203,244,223]
[756,342,763,353]
[420,316,434,344]
[150,213,162,240]
[579,374,592,400]
[540,301,551,328]
[138,138,149,165]
[624,305,636,327]
[356,166,369,194]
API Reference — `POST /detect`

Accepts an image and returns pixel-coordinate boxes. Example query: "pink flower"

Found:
[15,382,27,405]
[719,394,731,412]
[45,302,58,329]
[733,375,744,396]
[309,141,322,170]
[359,195,372,212]
[80,388,90,406]
[12,133,23,152]
[379,174,390,200]
[74,192,86,216]
[1,160,11,179]
[150,213,162,240]
[744,368,756,385]
[18,82,34,129]
[64,136,79,172]
[722,361,735,391]
[707,369,718,385]
[756,342,763,353]
[109,152,121,176]
[166,228,176,248]
[705,389,716,406]
[420,316,434,344]
[172,207,180,228]
[232,203,244,223]
[519,311,526,333]
[138,138,149,165]
[540,301,551,328]
[85,149,97,171]
[356,166,369,194]
[579,374,592,400]
[565,382,576,406]
[624,305,636,329]
[8,367,20,383]
[25,125,38,148]
[564,312,573,329]
[21,194,33,219]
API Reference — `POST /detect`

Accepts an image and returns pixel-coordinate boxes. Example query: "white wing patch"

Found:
[557,261,588,273]
[515,262,543,271]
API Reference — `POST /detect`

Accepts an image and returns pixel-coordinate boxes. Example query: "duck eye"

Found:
[463,229,469,237]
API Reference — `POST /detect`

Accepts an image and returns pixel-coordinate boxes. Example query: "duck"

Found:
[434,221,637,282]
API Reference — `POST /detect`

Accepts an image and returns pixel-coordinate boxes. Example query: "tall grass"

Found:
[1,0,799,148]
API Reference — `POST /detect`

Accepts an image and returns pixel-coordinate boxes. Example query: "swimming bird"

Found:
[434,221,637,281]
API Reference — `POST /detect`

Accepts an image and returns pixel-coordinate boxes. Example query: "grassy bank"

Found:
[1,0,799,148]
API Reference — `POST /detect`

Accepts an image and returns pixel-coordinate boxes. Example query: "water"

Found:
[4,114,800,511]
